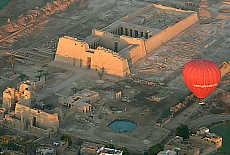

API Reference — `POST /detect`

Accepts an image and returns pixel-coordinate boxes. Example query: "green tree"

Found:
[22,139,37,155]
[71,87,78,94]
[2,151,10,155]
[45,104,54,110]
[190,126,199,134]
[120,147,129,155]
[18,73,29,81]
[161,108,171,119]
[60,135,72,146]
[37,69,44,76]
[147,143,164,155]
[176,124,189,140]
[0,60,3,69]
[43,71,49,81]
[98,72,103,80]
[35,75,42,81]
[8,55,15,68]
[105,143,115,149]
[0,126,7,136]
[8,55,15,73]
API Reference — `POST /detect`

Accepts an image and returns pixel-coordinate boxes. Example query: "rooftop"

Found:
[97,147,123,155]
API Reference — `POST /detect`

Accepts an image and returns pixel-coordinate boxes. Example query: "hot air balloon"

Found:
[182,59,221,104]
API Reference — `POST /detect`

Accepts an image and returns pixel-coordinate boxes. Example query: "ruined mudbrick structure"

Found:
[58,89,100,113]
[5,103,59,137]
[2,80,59,137]
[0,0,75,41]
[2,80,36,110]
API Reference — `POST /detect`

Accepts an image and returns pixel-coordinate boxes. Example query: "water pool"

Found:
[108,120,137,132]
[0,0,9,10]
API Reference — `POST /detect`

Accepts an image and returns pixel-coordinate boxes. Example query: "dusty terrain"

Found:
[0,0,230,153]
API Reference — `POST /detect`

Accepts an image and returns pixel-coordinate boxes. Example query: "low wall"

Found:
[30,125,47,137]
[89,94,100,103]
[190,136,217,155]
[30,125,54,138]
[121,4,154,21]
[119,44,141,65]
[155,126,170,144]
[56,141,69,154]
[145,12,199,53]
[153,4,195,13]
[187,115,230,128]
[161,115,173,127]
[201,147,217,155]
[5,115,23,130]
[54,55,75,66]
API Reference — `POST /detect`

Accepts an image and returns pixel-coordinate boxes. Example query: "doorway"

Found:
[80,59,82,67]
[114,42,118,52]
[87,57,91,68]
[32,116,36,126]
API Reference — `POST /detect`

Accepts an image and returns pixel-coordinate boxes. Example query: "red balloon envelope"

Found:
[182,59,221,99]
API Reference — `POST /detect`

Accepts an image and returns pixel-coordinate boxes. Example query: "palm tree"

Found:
[98,72,103,80]
[23,139,36,155]
[0,135,10,149]
[0,126,7,136]
[0,58,7,69]
[60,135,72,146]
[2,151,10,155]
[0,60,3,69]
[8,55,15,73]
[37,69,44,76]
[101,67,105,74]
[35,75,42,81]
[18,74,29,81]
[8,55,15,68]
[120,147,129,155]
[43,71,49,81]
[71,87,77,94]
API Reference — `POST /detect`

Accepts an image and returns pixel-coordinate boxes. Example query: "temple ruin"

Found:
[55,4,199,76]
[2,80,36,110]
[0,0,75,41]
[5,103,59,137]
[2,80,59,137]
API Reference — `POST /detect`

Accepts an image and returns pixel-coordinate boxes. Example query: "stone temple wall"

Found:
[145,12,199,53]
[54,4,199,77]
[14,103,59,130]
[55,36,131,76]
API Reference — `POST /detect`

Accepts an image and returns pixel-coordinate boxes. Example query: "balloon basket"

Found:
[198,99,205,105]
[199,101,205,105]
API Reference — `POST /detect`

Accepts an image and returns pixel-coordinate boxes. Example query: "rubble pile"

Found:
[0,0,76,40]
[1,71,17,80]
[10,50,50,62]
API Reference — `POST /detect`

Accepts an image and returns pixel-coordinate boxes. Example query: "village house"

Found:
[196,126,223,149]
[58,89,100,113]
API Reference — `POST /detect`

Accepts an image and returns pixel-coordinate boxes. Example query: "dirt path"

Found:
[164,102,201,130]
[187,114,230,127]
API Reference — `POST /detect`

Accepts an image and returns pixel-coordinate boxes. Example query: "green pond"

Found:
[0,0,9,10]
[108,120,137,132]
[210,121,230,155]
